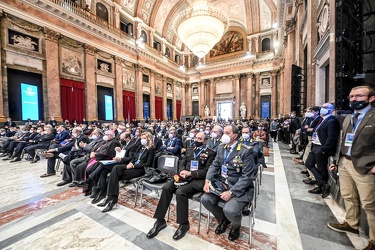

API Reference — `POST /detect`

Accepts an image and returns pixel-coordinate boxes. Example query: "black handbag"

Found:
[143,169,168,183]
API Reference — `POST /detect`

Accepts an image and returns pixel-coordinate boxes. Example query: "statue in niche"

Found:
[262,78,270,85]
[240,103,247,119]
[156,82,162,94]
[204,105,210,116]
[11,35,38,51]
[62,52,82,76]
[167,83,172,91]
[192,87,198,94]
[100,63,109,72]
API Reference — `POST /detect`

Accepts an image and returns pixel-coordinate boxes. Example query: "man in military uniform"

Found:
[206,125,223,151]
[202,124,256,241]
[146,132,216,240]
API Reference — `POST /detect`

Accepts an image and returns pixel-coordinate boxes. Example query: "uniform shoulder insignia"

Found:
[206,147,215,152]
[241,144,251,150]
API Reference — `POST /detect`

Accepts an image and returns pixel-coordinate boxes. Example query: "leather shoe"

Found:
[57,180,72,186]
[91,190,106,204]
[2,156,13,161]
[146,220,167,239]
[228,227,241,241]
[102,199,117,213]
[301,170,308,175]
[321,184,331,198]
[69,182,78,187]
[215,218,230,234]
[97,197,111,207]
[10,157,21,162]
[77,180,89,188]
[308,187,322,194]
[40,173,56,178]
[303,178,316,185]
[172,223,190,240]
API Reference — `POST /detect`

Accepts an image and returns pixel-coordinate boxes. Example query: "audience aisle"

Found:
[0,142,365,249]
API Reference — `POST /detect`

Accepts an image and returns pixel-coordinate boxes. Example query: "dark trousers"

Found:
[70,157,88,181]
[106,164,145,197]
[154,179,204,224]
[14,142,32,157]
[46,144,61,174]
[305,144,329,187]
[7,141,21,154]
[25,144,49,158]
[270,131,277,142]
[201,193,248,229]
[91,163,117,191]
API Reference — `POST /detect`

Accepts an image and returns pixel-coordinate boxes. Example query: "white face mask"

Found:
[258,127,263,130]
[305,112,314,118]
[72,133,77,138]
[320,108,330,116]
[37,129,41,133]
[189,133,195,138]
[204,130,210,134]
[199,129,204,132]
[242,133,250,140]
[141,139,147,146]
[168,134,173,139]
[211,132,218,139]
[103,135,109,141]
[221,134,231,144]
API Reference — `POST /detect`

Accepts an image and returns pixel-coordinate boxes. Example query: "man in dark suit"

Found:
[146,132,216,240]
[202,124,256,241]
[24,126,55,163]
[305,103,340,198]
[206,125,223,151]
[45,127,89,179]
[289,111,301,154]
[3,117,16,128]
[327,86,375,250]
[161,129,181,158]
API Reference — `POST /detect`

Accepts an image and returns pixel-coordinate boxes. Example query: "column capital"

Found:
[43,27,60,42]
[254,72,261,78]
[271,70,278,76]
[234,74,241,80]
[84,44,96,55]
[113,56,124,65]
[246,72,254,78]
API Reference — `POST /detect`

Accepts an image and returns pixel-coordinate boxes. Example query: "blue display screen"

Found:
[105,95,113,120]
[21,83,39,120]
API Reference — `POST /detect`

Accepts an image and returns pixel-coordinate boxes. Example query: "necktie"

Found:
[341,113,360,155]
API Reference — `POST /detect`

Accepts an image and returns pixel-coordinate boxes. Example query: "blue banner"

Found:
[167,105,171,119]
[261,102,270,119]
[104,95,113,120]
[143,102,150,120]
[21,83,39,120]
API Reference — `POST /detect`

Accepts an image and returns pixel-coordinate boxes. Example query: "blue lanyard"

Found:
[315,117,327,132]
[223,146,235,164]
[189,140,195,146]
[193,146,206,159]
[309,116,319,127]
[168,138,174,147]
[137,148,145,161]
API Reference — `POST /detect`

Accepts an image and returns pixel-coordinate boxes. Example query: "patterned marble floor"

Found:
[0,142,369,249]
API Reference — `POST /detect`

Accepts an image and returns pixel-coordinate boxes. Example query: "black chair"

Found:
[137,155,179,207]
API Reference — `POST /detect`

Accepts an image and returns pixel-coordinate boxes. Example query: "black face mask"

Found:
[350,100,369,110]
[121,139,127,145]
[194,141,203,147]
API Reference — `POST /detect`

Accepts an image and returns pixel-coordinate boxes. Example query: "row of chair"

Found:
[123,155,263,249]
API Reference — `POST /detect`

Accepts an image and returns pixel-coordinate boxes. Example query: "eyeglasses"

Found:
[347,94,368,99]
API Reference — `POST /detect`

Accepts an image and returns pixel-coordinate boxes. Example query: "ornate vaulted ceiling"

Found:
[119,0,279,50]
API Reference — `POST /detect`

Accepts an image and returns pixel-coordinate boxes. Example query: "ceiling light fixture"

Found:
[174,0,229,59]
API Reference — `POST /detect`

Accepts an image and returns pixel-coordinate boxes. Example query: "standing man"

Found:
[289,111,301,154]
[305,103,340,198]
[327,86,375,250]
[146,132,216,240]
[202,124,255,241]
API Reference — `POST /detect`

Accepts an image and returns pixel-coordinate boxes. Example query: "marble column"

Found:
[254,73,260,118]
[114,57,124,121]
[185,83,192,115]
[283,19,296,114]
[84,44,97,121]
[172,81,177,120]
[271,70,278,119]
[44,28,62,122]
[162,76,167,120]
[209,78,215,117]
[234,74,240,119]
[246,73,253,118]
[181,83,186,116]
[199,81,205,117]
[150,70,156,120]
[279,68,285,116]
[0,12,4,122]
[136,65,144,120]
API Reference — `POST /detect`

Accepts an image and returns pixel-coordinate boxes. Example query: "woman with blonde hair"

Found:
[99,132,155,212]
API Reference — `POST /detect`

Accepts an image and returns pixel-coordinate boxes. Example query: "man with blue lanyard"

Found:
[327,86,375,250]
[147,132,216,240]
[202,124,255,241]
[305,103,340,198]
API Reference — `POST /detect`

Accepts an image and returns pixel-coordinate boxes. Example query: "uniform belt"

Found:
[342,155,351,161]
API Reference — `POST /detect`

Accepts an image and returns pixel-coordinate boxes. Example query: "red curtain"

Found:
[155,97,163,120]
[60,78,86,123]
[123,90,136,122]
[176,100,181,121]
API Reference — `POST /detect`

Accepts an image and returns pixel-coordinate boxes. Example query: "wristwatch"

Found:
[229,190,235,197]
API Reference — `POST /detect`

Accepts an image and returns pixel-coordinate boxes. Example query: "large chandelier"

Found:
[174,0,229,59]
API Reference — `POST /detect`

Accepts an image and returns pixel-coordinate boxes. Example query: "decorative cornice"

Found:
[84,44,96,55]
